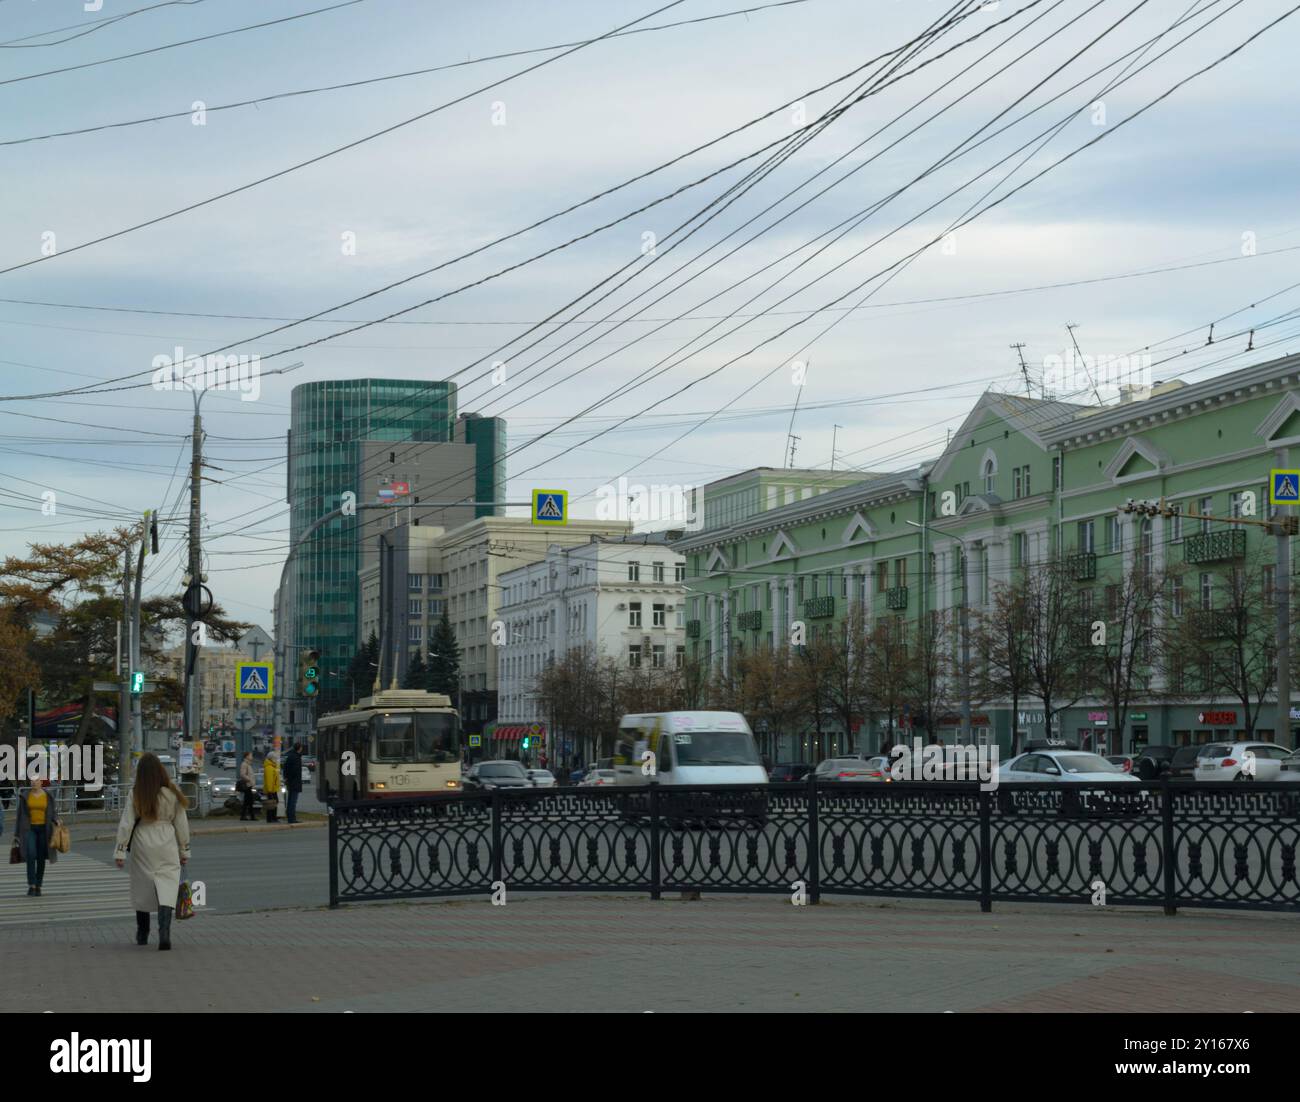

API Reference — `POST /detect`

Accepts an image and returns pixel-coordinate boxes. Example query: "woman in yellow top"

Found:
[263,751,281,823]
[114,753,190,950]
[13,778,60,896]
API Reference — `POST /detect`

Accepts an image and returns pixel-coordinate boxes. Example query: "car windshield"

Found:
[1053,754,1122,774]
[480,763,526,778]
[671,731,761,767]
[530,770,554,780]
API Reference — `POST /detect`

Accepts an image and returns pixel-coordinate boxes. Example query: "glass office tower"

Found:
[287,379,502,711]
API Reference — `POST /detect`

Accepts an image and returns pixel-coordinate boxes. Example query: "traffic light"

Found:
[522,736,530,751]
[300,649,320,697]
[130,670,144,695]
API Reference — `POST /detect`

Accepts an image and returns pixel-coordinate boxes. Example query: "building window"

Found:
[408,599,422,616]
[652,645,665,669]
[1078,520,1095,554]
[894,558,906,587]
[1023,467,1030,496]
[1014,531,1028,567]
[1171,577,1183,618]
[1200,572,1213,610]
[628,645,642,669]
[1199,496,1213,534]
[1170,506,1183,542]
[408,624,423,643]
[628,561,640,582]
[876,561,888,592]
[653,603,665,627]
[675,610,684,628]
[1107,515,1122,553]
[652,562,665,583]
[1230,491,1246,519]
[1140,518,1153,578]
[674,563,686,582]
[407,573,423,590]
[1052,455,1061,490]
[983,458,995,495]
[675,645,686,669]
[1013,467,1022,499]
[629,602,642,627]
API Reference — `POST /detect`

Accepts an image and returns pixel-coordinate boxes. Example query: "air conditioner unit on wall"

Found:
[617,603,627,610]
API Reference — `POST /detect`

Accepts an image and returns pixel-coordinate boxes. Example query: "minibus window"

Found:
[672,732,761,767]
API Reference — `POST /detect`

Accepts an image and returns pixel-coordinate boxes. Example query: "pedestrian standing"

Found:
[282,742,303,824]
[263,751,281,823]
[114,752,190,951]
[13,778,60,896]
[237,751,256,821]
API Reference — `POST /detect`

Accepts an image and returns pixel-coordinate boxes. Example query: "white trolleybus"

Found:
[316,689,461,802]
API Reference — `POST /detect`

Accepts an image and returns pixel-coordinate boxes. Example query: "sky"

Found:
[2,0,1299,635]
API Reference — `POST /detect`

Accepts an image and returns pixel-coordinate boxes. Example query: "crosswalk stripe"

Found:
[0,851,133,926]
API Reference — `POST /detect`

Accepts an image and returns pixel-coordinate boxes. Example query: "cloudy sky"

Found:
[2,0,1298,633]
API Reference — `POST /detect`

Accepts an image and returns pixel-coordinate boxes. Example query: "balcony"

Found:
[802,596,834,620]
[1184,529,1246,565]
[737,610,763,631]
[685,620,701,638]
[885,586,908,611]
[1188,608,1240,639]
[1068,551,1097,581]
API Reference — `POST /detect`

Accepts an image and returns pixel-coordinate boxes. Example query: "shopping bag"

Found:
[176,877,195,920]
[8,841,19,865]
[51,822,70,854]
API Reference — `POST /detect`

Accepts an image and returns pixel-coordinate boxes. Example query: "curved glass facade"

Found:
[288,379,457,710]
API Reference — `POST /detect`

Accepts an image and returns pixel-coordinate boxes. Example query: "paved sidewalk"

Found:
[68,818,327,842]
[2,893,1298,1012]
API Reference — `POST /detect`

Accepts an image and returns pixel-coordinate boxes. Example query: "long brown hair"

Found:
[132,752,189,819]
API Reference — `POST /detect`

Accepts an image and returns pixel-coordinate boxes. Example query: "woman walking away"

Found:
[238,752,256,821]
[13,778,59,896]
[114,753,191,950]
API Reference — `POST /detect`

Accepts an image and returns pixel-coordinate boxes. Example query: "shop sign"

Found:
[1197,711,1237,725]
[1087,711,1108,723]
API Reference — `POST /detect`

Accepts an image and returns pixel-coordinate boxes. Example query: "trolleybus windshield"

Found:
[370,713,459,763]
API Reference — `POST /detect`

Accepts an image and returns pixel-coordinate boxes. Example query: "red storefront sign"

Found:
[1197,711,1237,725]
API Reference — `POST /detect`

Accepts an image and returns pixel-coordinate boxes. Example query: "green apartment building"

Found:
[677,354,1300,760]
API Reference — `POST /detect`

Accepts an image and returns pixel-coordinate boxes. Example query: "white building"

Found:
[497,536,688,730]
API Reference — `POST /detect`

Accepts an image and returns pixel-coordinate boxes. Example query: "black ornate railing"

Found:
[1068,550,1097,581]
[737,610,763,631]
[685,619,701,638]
[328,781,1300,913]
[885,585,908,610]
[802,596,834,619]
[1184,528,1246,564]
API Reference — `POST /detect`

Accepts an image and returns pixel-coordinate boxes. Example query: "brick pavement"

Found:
[1,893,1298,1012]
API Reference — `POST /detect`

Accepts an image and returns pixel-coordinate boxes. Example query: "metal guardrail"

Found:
[37,781,213,823]
[328,780,1300,913]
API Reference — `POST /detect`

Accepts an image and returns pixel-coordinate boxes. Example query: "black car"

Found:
[1166,744,1206,781]
[1133,745,1176,780]
[769,763,812,782]
[462,760,532,791]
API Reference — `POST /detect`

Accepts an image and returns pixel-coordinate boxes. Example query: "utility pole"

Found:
[1011,342,1031,397]
[130,516,148,760]
[1065,323,1103,406]
[120,548,132,786]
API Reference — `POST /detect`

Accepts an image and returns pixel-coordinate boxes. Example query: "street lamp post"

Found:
[907,521,972,745]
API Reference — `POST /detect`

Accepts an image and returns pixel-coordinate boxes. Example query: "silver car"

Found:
[526,769,557,788]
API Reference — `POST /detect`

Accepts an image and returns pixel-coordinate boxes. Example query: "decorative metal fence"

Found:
[327,780,1300,913]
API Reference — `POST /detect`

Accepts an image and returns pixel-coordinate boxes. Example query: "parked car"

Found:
[999,750,1140,784]
[211,776,237,801]
[1278,748,1300,782]
[1193,742,1293,782]
[769,763,812,782]
[1107,755,1136,774]
[812,757,882,782]
[1132,745,1176,780]
[1166,744,1210,781]
[578,769,618,787]
[526,769,556,788]
[462,761,532,791]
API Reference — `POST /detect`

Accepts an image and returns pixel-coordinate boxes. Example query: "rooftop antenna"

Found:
[1065,322,1103,405]
[830,424,843,470]
[1010,342,1032,397]
[784,360,807,468]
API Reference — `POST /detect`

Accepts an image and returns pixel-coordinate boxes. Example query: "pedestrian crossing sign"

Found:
[469,734,482,748]
[531,488,568,526]
[235,661,274,699]
[1271,469,1300,505]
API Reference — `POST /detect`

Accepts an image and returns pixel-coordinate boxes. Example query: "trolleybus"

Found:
[316,689,461,802]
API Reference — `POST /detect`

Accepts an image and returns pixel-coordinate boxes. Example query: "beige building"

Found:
[359,516,631,730]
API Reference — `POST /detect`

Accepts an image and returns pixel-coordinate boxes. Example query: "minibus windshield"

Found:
[672,731,760,767]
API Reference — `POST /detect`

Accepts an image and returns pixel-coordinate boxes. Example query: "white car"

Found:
[526,769,556,788]
[1193,742,1292,782]
[1278,749,1300,783]
[579,769,618,787]
[812,757,886,782]
[999,750,1141,784]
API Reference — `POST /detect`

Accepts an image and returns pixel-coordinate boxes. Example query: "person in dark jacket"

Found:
[282,742,303,824]
[13,779,60,896]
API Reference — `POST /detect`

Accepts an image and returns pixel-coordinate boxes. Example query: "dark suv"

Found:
[1133,745,1176,780]
[769,763,812,782]
[462,760,532,791]
[1166,744,1206,781]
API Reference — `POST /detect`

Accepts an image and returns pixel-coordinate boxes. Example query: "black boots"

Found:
[157,905,173,951]
[136,911,150,945]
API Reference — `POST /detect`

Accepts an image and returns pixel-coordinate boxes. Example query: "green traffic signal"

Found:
[130,671,144,694]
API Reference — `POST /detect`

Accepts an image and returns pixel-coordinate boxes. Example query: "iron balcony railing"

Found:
[1188,607,1241,638]
[802,596,835,620]
[1184,528,1246,564]
[1068,551,1097,581]
[885,585,908,610]
[737,610,763,631]
[685,619,701,638]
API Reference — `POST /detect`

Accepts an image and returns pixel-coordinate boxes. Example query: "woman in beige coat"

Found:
[114,753,191,950]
